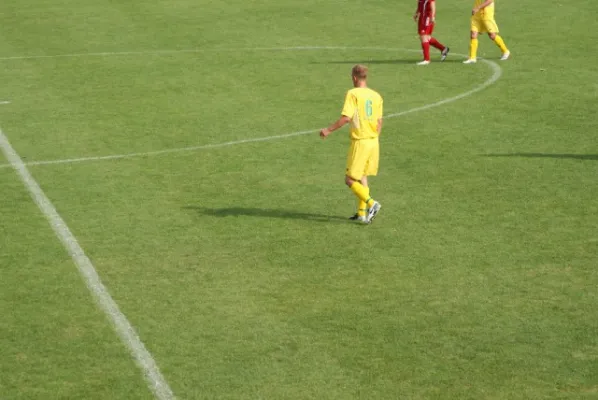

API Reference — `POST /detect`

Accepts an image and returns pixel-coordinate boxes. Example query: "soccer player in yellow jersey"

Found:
[463,0,510,64]
[320,65,383,224]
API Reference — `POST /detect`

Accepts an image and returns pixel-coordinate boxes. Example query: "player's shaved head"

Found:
[352,64,368,81]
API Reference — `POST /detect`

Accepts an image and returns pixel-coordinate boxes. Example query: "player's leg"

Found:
[416,18,431,65]
[430,38,449,61]
[363,140,381,223]
[429,37,445,51]
[464,21,480,64]
[419,20,449,61]
[349,176,369,220]
[346,141,373,222]
[426,22,448,57]
[358,176,369,217]
[346,141,377,209]
[418,34,431,64]
[345,174,375,223]
[345,175,375,208]
[430,37,449,62]
[486,21,510,60]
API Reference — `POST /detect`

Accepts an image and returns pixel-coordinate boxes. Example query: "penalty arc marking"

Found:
[0,47,501,170]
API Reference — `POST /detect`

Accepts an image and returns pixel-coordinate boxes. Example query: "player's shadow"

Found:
[483,153,598,161]
[312,59,464,65]
[184,206,349,223]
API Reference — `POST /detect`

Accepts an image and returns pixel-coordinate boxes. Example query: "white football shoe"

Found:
[416,60,431,66]
[463,58,477,64]
[500,51,511,61]
[366,201,382,223]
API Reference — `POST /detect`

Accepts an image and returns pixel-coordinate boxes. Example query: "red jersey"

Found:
[417,0,434,18]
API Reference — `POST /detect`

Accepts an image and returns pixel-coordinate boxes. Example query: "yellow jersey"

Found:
[341,87,383,141]
[474,0,495,19]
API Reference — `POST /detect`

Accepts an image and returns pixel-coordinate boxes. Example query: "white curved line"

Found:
[386,57,501,118]
[0,47,501,169]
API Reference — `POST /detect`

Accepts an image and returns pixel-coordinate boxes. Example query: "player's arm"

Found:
[321,91,354,138]
[473,0,493,14]
[429,0,436,22]
[320,116,351,138]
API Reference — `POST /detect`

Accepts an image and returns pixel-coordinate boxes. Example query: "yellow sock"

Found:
[357,187,369,216]
[350,182,375,208]
[469,38,478,59]
[493,35,508,53]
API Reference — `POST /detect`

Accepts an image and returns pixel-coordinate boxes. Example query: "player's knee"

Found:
[419,35,429,43]
[345,175,355,187]
[470,31,478,39]
[489,32,497,40]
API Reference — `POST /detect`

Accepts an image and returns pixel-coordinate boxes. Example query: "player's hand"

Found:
[471,7,478,15]
[413,13,419,21]
[319,128,330,138]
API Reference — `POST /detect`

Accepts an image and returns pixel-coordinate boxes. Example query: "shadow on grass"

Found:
[184,206,349,223]
[311,59,463,65]
[483,153,598,161]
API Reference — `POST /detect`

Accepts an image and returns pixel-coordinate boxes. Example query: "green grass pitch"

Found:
[1,0,597,399]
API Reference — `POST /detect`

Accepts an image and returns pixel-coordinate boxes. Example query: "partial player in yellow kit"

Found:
[463,0,510,64]
[320,65,383,224]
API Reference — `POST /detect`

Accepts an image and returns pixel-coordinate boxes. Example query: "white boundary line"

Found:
[0,101,10,105]
[0,47,501,170]
[0,129,175,399]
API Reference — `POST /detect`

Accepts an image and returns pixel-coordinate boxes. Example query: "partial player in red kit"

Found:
[413,0,449,65]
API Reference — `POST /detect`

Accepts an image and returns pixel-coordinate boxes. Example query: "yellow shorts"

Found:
[471,16,499,33]
[346,138,379,180]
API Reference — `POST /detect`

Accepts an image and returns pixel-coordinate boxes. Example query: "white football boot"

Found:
[366,202,382,223]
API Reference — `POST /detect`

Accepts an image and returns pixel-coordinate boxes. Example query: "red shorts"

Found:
[418,17,434,35]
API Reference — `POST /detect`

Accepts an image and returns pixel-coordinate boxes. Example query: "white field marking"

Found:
[0,129,318,168]
[1,45,482,61]
[0,101,10,105]
[0,129,176,400]
[0,47,501,170]
[0,46,353,61]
